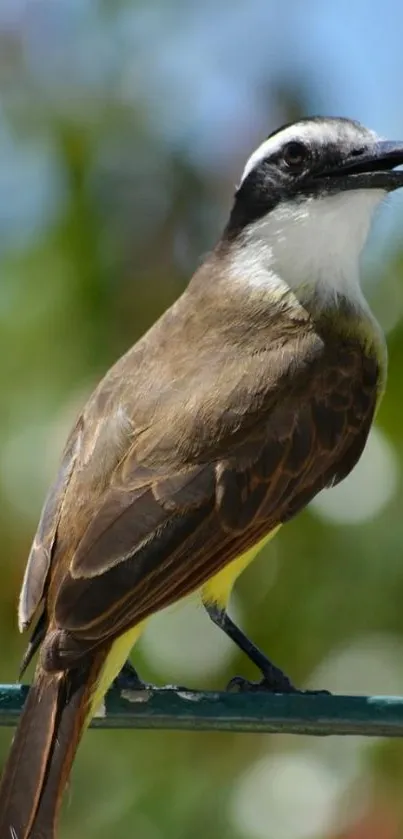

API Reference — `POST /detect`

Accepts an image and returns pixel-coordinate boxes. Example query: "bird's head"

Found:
[224,117,403,302]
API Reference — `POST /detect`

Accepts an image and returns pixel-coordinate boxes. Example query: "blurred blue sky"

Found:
[1,0,403,255]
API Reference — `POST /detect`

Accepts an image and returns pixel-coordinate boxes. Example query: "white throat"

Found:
[235,189,385,307]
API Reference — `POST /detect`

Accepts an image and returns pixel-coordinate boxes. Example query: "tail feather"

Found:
[0,652,106,839]
[0,672,60,839]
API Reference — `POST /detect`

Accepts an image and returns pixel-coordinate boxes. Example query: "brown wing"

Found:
[18,418,83,632]
[31,338,378,672]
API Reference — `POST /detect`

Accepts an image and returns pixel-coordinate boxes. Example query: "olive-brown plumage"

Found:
[1,115,402,838]
[20,258,380,662]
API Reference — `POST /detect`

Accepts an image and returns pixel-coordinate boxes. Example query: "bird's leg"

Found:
[204,602,329,695]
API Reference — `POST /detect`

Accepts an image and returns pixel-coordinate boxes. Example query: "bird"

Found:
[1,115,403,838]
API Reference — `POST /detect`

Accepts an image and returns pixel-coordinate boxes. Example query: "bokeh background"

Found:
[2,1,403,837]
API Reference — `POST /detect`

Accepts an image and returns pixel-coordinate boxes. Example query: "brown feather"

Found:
[1,248,383,836]
[0,652,108,839]
[18,419,82,631]
[32,336,379,661]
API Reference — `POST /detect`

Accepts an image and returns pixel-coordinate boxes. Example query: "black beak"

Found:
[320,141,403,192]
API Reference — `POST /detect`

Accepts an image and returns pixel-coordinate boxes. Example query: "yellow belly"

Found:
[201,526,280,607]
[89,621,147,718]
[89,525,280,718]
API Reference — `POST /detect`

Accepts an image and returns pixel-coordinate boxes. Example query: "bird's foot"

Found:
[114,660,151,691]
[227,674,331,696]
[114,660,188,693]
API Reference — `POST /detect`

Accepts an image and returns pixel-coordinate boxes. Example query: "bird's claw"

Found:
[114,661,189,693]
[226,674,331,696]
[114,665,150,692]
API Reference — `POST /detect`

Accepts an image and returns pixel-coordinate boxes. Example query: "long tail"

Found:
[0,651,106,839]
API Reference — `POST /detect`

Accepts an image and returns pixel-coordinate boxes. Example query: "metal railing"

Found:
[1,685,403,736]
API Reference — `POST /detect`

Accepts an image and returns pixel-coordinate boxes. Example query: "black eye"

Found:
[282,141,309,171]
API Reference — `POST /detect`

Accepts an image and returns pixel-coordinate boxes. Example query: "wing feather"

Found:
[23,330,380,671]
[18,419,82,631]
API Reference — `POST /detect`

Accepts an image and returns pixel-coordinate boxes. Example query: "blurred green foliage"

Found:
[2,2,403,838]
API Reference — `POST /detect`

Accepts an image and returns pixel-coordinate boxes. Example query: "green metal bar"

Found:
[1,684,403,736]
